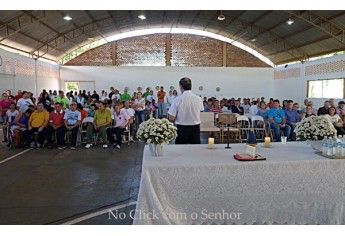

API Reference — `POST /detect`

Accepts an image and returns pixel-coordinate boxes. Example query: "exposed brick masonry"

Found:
[65,34,271,68]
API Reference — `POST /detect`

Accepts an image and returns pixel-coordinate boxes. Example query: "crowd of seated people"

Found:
[202,97,345,141]
[2,86,345,148]
[0,86,180,149]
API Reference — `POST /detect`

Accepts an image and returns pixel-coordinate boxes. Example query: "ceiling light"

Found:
[138,14,146,20]
[250,38,256,42]
[217,11,226,21]
[286,18,294,25]
[64,15,72,21]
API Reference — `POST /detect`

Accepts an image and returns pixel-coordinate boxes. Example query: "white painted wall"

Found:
[60,66,274,100]
[274,54,345,108]
[0,48,60,98]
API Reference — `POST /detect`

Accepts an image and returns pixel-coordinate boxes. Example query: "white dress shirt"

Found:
[249,105,259,116]
[166,95,174,109]
[168,90,204,125]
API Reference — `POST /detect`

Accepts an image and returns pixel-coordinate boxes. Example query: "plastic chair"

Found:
[80,117,94,144]
[237,115,251,141]
[251,115,267,141]
[200,112,221,141]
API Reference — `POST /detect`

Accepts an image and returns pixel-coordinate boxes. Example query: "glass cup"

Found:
[281,136,287,144]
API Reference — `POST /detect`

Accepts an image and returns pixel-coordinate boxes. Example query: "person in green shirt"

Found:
[120,89,131,103]
[53,91,70,109]
[143,87,150,100]
[85,102,111,148]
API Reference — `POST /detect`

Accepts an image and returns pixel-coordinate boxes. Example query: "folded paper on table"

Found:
[233,154,266,161]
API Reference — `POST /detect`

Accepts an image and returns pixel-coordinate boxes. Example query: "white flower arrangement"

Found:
[294,116,337,141]
[137,118,177,144]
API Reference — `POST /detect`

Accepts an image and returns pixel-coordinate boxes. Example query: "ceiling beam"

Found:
[85,10,109,41]
[287,10,345,45]
[202,11,219,31]
[0,17,66,58]
[265,11,345,59]
[215,10,246,35]
[214,14,305,62]
[0,11,59,43]
[31,14,114,59]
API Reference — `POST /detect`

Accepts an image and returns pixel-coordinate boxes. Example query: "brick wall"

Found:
[226,44,269,67]
[116,34,166,66]
[65,34,271,67]
[171,34,223,67]
[66,44,112,66]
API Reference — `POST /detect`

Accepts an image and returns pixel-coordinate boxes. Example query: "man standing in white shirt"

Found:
[168,77,204,144]
[166,90,174,118]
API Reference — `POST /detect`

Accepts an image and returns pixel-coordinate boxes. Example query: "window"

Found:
[307,79,344,98]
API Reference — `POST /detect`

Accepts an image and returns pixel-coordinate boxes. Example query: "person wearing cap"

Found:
[46,102,65,149]
[336,101,345,115]
[168,77,204,144]
[63,101,81,150]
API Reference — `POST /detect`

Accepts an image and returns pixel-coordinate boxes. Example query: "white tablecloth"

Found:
[133,142,345,224]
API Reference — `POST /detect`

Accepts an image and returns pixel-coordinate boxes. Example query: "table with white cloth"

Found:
[133,142,345,225]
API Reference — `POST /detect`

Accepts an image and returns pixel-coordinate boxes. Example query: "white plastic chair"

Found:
[200,112,221,141]
[251,115,267,141]
[237,115,251,141]
[80,117,94,144]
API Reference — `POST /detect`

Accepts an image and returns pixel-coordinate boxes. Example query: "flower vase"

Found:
[149,143,165,157]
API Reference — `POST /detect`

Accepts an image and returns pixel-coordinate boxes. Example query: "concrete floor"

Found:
[0,137,144,225]
[0,127,215,225]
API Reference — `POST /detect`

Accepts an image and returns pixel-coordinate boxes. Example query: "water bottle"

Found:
[333,136,338,156]
[327,137,333,156]
[342,136,345,157]
[322,136,328,155]
[337,135,343,157]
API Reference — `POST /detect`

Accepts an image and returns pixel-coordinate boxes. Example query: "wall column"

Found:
[112,42,117,65]
[166,34,171,66]
[222,42,227,67]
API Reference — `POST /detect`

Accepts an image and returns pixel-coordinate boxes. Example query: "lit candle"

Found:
[208,138,215,149]
[264,137,271,147]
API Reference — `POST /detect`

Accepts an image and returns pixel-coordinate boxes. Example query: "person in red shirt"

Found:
[267,98,274,109]
[0,93,13,125]
[157,86,166,119]
[14,90,23,103]
[46,102,65,149]
[210,99,222,114]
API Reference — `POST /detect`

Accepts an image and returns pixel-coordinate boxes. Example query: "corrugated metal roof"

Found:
[0,10,344,65]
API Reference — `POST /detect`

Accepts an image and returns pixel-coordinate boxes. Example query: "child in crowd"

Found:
[151,99,158,119]
[145,101,152,120]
